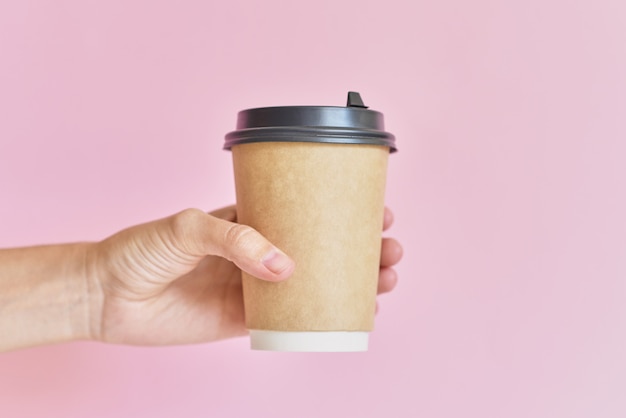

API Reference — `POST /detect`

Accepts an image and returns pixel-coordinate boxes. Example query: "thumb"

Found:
[169,208,295,282]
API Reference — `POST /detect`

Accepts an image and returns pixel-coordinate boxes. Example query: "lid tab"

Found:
[346,91,368,109]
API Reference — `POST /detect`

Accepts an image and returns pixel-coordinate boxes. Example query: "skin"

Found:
[0,206,402,352]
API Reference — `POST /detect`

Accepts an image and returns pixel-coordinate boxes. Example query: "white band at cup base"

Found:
[249,330,369,352]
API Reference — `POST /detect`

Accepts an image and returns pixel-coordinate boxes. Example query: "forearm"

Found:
[0,243,97,352]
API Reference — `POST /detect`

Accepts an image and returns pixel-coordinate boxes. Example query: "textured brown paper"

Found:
[232,141,389,331]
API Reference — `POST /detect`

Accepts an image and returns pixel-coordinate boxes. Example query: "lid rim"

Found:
[223,136,397,152]
[226,126,395,138]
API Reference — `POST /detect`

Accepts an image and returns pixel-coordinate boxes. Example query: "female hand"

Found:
[88,206,403,345]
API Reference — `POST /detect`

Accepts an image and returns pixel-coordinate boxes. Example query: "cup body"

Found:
[232,141,389,351]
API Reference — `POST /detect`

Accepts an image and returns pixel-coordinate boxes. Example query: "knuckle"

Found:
[223,223,257,251]
[169,208,206,243]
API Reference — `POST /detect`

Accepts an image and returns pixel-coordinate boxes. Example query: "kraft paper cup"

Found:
[225,92,396,352]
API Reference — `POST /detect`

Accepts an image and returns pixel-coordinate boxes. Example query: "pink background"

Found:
[1,1,625,417]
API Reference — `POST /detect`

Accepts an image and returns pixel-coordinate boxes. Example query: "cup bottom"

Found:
[249,330,369,352]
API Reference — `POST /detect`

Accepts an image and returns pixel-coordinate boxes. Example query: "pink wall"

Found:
[1,0,625,417]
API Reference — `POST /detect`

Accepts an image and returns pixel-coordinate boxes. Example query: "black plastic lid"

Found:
[224,92,396,152]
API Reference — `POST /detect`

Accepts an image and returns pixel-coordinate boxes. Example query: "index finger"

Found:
[209,205,237,222]
[383,207,394,231]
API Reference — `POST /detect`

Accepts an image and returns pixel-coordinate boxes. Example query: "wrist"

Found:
[54,242,104,344]
[82,242,105,342]
[0,243,103,352]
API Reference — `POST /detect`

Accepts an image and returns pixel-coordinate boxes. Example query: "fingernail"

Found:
[262,249,294,276]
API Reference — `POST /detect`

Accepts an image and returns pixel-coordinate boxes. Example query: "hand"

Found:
[87,206,402,345]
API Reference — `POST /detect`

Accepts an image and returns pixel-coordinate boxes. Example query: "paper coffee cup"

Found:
[225,92,396,352]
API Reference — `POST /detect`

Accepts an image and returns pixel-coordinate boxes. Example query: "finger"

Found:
[209,205,237,222]
[377,267,398,294]
[168,209,295,282]
[380,238,403,267]
[383,207,394,231]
